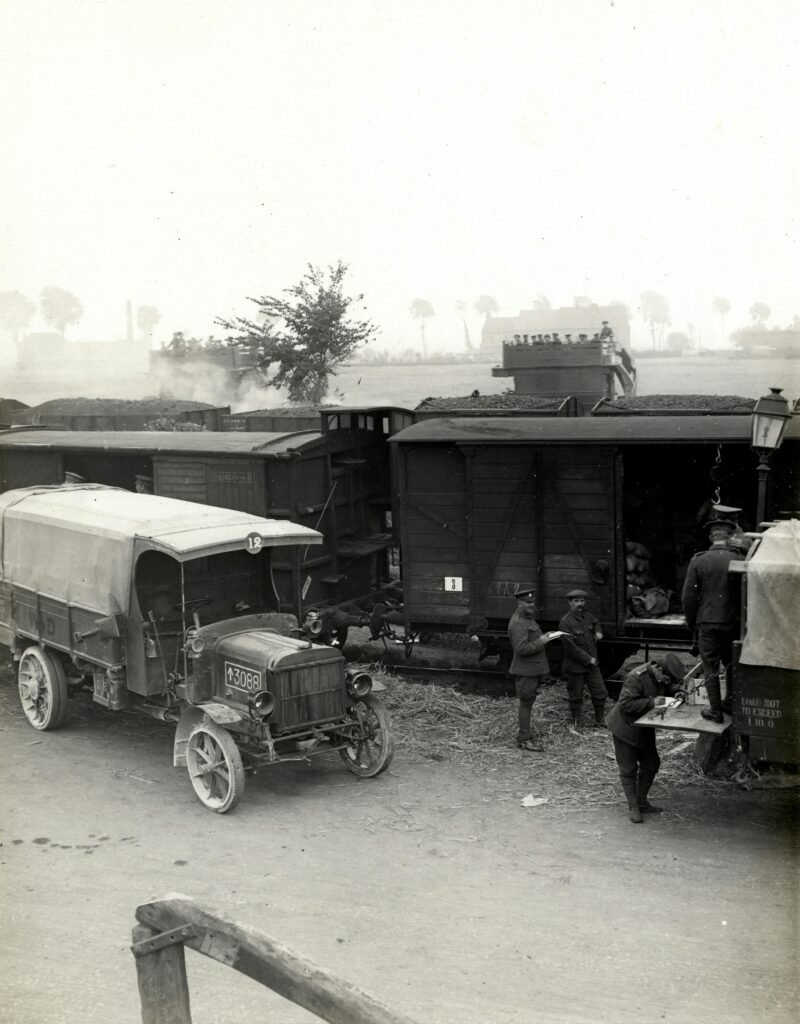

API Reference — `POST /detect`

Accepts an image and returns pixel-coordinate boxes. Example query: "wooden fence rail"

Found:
[132,895,422,1024]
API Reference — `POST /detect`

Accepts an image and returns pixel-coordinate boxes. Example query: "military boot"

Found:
[621,778,643,823]
[701,676,724,723]
[637,770,663,813]
[569,706,582,730]
[591,703,606,728]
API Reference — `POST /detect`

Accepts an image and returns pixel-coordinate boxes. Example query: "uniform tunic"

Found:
[682,543,744,688]
[507,607,549,742]
[607,663,680,779]
[558,608,607,709]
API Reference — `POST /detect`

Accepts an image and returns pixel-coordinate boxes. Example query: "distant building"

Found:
[16,333,149,372]
[480,304,631,355]
[730,327,800,357]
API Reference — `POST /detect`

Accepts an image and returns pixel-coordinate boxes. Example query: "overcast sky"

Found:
[1,0,798,351]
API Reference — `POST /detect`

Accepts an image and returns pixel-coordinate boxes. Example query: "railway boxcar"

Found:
[390,414,800,673]
[0,408,414,625]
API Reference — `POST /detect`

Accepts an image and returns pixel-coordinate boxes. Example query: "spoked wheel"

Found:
[18,646,69,731]
[340,694,395,777]
[185,721,245,813]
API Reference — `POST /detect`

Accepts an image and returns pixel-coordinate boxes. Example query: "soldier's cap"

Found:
[135,473,154,483]
[514,587,536,600]
[64,471,86,484]
[659,652,684,684]
[566,588,588,599]
[711,503,742,516]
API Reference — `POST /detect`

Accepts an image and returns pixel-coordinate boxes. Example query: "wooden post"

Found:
[132,924,192,1024]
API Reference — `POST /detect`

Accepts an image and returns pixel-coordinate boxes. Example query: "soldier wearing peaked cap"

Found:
[681,515,744,722]
[558,589,608,729]
[507,587,561,752]
[607,655,686,823]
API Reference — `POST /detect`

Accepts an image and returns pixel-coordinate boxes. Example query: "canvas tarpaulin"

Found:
[740,519,800,670]
[0,493,133,616]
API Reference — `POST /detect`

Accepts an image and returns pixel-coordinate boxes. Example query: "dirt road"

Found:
[1,655,797,1024]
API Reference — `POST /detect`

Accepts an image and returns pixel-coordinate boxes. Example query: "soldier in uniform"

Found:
[599,320,614,340]
[681,515,744,722]
[558,589,608,729]
[606,655,685,823]
[507,587,561,751]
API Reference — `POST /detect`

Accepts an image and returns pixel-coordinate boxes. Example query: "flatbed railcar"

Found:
[389,414,800,674]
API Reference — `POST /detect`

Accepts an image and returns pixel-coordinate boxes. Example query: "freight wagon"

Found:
[0,407,415,629]
[390,414,800,675]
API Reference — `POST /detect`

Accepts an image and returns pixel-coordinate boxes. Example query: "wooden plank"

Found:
[634,704,732,735]
[136,897,420,1024]
[132,923,192,1024]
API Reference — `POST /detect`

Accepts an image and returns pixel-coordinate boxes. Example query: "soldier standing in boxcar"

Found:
[508,587,561,752]
[681,514,744,722]
[606,655,685,823]
[558,589,608,729]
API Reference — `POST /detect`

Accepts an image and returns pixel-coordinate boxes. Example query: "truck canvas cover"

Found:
[0,485,322,616]
[739,519,800,671]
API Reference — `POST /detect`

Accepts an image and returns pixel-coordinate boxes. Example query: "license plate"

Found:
[224,661,263,693]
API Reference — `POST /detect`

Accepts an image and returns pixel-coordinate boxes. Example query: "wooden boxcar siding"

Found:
[468,447,617,624]
[153,457,267,516]
[399,444,617,630]
[399,447,470,624]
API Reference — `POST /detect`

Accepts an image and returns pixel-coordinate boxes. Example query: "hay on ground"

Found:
[377,670,735,806]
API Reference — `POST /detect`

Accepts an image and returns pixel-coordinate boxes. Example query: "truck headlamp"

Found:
[184,627,205,655]
[346,670,373,698]
[252,690,276,719]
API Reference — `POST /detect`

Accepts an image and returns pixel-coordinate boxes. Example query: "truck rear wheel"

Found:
[18,646,68,731]
[340,694,395,777]
[186,722,245,813]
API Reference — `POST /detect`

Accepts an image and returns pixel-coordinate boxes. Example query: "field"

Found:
[3,353,799,413]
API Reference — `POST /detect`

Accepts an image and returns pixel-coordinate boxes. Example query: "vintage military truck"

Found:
[0,484,394,812]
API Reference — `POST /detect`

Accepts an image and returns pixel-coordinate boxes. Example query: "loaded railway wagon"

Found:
[390,414,800,673]
[0,409,414,621]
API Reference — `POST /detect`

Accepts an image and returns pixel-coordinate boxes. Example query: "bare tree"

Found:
[40,286,83,337]
[410,298,434,359]
[640,291,671,350]
[0,290,36,345]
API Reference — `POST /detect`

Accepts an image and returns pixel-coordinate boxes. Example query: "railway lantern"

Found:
[751,387,792,526]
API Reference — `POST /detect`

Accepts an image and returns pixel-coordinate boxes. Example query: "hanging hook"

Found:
[712,445,723,503]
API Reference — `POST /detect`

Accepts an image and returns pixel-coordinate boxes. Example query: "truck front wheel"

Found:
[18,646,69,731]
[186,722,245,813]
[340,694,395,777]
